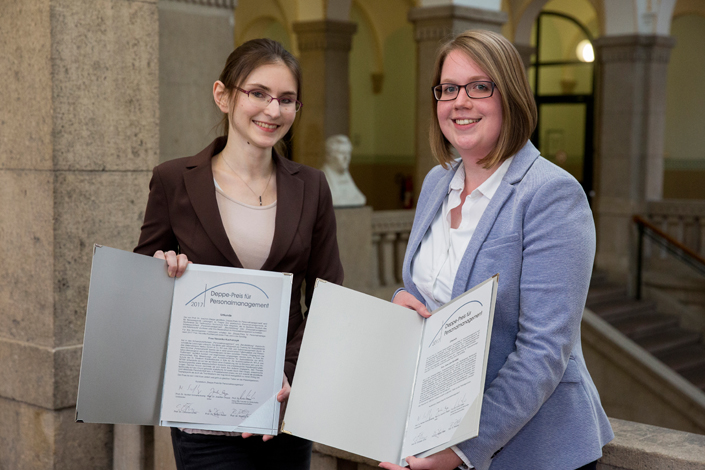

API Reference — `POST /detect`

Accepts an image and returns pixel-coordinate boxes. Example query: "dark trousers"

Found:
[171,428,313,470]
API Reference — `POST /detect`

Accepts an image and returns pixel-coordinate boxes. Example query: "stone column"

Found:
[292,20,357,168]
[592,35,676,285]
[408,5,507,196]
[513,43,535,71]
[159,0,236,163]
[0,0,158,468]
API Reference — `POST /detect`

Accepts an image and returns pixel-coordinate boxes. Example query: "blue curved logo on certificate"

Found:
[184,282,269,306]
[428,300,482,347]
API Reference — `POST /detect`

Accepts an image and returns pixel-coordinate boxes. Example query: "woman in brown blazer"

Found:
[134,38,343,470]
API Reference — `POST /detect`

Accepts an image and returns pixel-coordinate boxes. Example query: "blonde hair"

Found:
[429,30,537,169]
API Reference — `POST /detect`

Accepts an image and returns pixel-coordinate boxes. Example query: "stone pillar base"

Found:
[154,425,176,470]
[334,206,373,294]
[0,399,112,469]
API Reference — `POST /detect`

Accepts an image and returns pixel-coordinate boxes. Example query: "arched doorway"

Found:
[529,10,595,200]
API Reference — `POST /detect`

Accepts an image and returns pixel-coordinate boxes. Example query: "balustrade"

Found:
[646,200,705,259]
[368,202,705,286]
[370,210,415,288]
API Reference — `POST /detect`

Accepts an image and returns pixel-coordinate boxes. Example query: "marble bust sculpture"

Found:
[321,135,366,208]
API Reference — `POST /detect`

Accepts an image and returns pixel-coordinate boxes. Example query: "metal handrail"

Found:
[633,215,705,299]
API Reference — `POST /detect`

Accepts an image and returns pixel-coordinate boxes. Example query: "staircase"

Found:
[587,273,705,393]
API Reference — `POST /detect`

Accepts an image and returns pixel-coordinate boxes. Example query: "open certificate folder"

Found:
[283,276,497,466]
[76,245,291,434]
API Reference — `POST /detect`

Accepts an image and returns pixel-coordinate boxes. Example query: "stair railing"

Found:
[633,214,705,300]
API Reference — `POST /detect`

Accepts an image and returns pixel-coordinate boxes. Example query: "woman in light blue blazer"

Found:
[379,31,613,470]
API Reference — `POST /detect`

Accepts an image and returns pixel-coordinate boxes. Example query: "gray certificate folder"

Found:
[76,245,176,425]
[282,277,498,466]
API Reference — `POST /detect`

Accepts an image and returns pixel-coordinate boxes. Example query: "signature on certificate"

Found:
[174,403,197,414]
[417,405,450,423]
[452,394,468,409]
[230,409,251,419]
[431,427,447,439]
[205,408,226,418]
[411,432,427,445]
[232,389,258,404]
[239,389,257,400]
[177,383,203,396]
[207,388,230,399]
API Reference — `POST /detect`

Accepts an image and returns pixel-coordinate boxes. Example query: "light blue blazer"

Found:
[402,141,613,470]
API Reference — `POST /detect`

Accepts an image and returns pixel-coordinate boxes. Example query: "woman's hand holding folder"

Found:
[242,375,291,442]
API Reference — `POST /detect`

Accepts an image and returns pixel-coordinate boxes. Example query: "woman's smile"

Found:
[253,120,280,132]
[437,49,503,162]
[453,117,481,127]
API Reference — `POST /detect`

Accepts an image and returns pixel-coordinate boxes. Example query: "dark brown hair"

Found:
[218,38,302,155]
[429,30,537,169]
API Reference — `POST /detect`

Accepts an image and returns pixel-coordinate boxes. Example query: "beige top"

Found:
[182,179,276,436]
[214,178,276,270]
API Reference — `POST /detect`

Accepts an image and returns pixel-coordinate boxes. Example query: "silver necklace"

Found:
[221,154,274,206]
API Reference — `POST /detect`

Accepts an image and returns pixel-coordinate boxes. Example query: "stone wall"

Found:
[158,0,234,163]
[598,418,705,470]
[0,0,159,468]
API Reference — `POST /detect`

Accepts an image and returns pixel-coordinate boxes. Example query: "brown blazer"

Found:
[134,136,344,382]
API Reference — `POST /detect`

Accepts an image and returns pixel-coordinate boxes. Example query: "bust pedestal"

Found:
[334,206,373,294]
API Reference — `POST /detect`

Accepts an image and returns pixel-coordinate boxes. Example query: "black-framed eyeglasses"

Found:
[236,87,303,113]
[432,81,496,101]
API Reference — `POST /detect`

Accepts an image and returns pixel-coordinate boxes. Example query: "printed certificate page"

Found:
[400,277,496,459]
[159,264,291,434]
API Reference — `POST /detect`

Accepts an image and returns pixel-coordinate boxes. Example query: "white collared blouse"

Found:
[411,156,513,312]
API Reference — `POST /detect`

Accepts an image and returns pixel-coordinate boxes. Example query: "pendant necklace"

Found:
[221,154,274,206]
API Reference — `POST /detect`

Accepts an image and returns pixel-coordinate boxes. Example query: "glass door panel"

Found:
[538,103,586,182]
[537,64,593,96]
